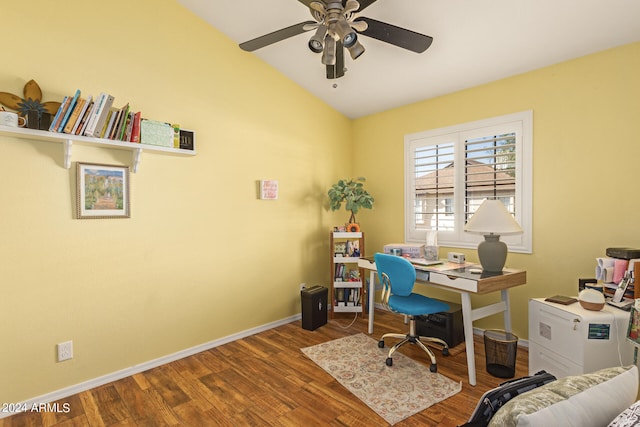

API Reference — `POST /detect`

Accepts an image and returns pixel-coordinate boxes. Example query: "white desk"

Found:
[358,257,527,386]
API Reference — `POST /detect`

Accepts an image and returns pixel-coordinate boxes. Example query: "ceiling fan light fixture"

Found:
[308,24,327,53]
[334,19,357,48]
[347,40,365,60]
[322,35,336,65]
[309,39,323,53]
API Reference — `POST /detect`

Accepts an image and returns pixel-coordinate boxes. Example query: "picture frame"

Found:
[626,303,640,346]
[76,162,130,219]
[259,180,278,200]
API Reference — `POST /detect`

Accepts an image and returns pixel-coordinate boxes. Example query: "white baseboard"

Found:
[0,314,301,419]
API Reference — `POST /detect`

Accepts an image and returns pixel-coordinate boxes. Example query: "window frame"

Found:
[404,110,533,254]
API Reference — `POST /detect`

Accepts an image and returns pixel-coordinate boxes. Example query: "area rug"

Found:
[301,333,462,425]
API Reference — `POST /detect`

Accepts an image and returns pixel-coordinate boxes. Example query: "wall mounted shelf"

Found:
[0,125,196,172]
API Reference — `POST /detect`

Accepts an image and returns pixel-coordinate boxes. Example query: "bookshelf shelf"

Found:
[333,281,363,288]
[330,231,365,317]
[0,125,196,173]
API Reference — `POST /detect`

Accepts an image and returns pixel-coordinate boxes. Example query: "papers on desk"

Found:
[410,258,442,267]
[424,261,474,271]
[410,258,443,271]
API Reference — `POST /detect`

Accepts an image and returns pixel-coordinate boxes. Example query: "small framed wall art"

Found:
[260,180,278,200]
[76,162,130,219]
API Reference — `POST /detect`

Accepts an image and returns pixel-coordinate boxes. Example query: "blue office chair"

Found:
[375,252,450,372]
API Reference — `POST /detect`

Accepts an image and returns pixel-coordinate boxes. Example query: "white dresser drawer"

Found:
[429,272,478,292]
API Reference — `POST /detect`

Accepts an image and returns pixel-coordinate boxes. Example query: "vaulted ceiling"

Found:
[178,0,640,118]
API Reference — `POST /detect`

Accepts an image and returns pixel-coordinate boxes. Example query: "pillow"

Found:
[608,400,640,426]
[488,365,638,427]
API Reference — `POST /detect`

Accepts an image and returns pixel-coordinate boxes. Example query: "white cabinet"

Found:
[330,232,365,316]
[528,298,634,378]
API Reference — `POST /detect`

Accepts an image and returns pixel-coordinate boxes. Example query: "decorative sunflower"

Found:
[347,223,360,232]
[0,79,61,117]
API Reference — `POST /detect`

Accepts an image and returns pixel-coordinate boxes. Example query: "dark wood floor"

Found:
[1,309,528,426]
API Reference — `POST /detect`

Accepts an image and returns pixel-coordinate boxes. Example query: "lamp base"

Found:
[477,234,507,272]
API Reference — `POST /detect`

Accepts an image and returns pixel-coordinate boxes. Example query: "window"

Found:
[404,111,532,253]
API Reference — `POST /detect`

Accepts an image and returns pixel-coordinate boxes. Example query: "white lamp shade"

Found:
[464,199,523,235]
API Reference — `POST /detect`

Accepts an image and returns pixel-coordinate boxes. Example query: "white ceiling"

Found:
[177,0,640,119]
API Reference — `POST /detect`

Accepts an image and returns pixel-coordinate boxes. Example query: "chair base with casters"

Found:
[377,313,450,372]
[374,252,450,372]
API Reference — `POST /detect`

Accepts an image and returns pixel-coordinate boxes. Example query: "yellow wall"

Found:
[354,42,640,338]
[0,0,350,403]
[1,0,638,406]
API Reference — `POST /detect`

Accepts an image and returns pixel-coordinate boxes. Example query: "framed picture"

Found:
[76,162,130,219]
[259,180,278,200]
[626,303,640,346]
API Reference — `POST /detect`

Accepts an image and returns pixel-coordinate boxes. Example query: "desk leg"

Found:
[460,292,477,386]
[368,270,376,334]
[501,289,512,332]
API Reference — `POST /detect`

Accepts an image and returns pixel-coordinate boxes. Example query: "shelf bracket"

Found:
[132,148,142,173]
[64,140,73,169]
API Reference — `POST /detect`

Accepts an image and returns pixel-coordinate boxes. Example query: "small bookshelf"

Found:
[330,231,365,317]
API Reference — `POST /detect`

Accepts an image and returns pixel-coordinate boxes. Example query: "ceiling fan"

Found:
[239,0,433,79]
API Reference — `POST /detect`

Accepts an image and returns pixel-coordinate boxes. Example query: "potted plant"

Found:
[328,177,374,230]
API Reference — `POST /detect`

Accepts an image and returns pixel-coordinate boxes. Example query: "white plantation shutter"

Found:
[464,132,517,220]
[413,141,455,231]
[405,111,532,253]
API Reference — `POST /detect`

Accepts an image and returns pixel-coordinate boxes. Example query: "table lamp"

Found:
[464,199,523,272]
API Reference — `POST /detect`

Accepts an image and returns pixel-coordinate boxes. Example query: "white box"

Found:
[528,298,633,378]
[140,119,174,147]
[383,243,425,258]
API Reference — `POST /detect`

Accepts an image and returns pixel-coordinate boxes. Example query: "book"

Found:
[97,110,113,138]
[130,111,141,143]
[63,97,86,134]
[90,94,115,138]
[108,106,125,140]
[172,124,180,148]
[83,93,106,136]
[123,111,134,141]
[49,96,69,132]
[76,101,94,135]
[116,104,130,141]
[84,93,114,137]
[57,89,81,132]
[103,108,118,139]
[545,295,577,305]
[70,95,92,134]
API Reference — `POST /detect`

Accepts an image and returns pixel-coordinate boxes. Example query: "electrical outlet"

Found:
[299,283,306,291]
[57,341,73,362]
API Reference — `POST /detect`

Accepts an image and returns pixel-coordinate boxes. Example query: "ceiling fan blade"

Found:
[239,21,316,52]
[352,0,378,12]
[326,41,345,79]
[354,17,433,53]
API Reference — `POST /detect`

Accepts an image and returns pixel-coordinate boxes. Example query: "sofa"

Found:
[488,365,639,427]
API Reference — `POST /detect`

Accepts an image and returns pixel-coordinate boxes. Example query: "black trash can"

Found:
[301,286,328,331]
[484,329,518,378]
